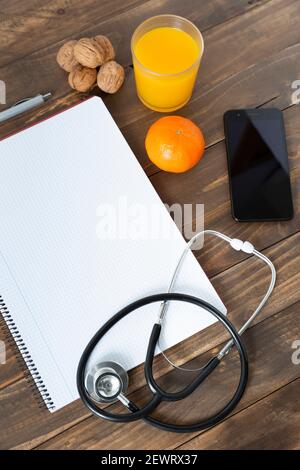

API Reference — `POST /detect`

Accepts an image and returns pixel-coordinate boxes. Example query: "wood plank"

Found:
[0,380,90,450]
[0,0,145,67]
[179,378,300,450]
[0,0,265,102]
[0,0,294,117]
[0,0,298,175]
[1,232,299,449]
[0,332,23,388]
[0,42,298,179]
[36,301,300,449]
[0,0,299,451]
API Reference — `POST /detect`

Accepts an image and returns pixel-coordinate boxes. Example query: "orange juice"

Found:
[131,17,203,112]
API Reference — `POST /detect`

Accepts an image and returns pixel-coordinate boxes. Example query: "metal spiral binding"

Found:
[0,295,55,410]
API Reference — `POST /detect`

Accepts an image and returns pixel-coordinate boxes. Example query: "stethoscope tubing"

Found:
[77,293,248,431]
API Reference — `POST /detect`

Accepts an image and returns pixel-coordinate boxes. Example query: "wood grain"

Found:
[0,0,267,101]
[179,378,300,450]
[36,301,300,449]
[0,0,293,115]
[0,0,298,177]
[0,0,144,67]
[0,0,299,451]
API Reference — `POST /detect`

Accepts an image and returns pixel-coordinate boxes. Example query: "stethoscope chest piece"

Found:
[85,361,129,404]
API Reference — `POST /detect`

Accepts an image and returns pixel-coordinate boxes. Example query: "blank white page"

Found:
[0,97,226,411]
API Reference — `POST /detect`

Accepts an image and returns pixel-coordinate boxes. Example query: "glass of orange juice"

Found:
[131,15,204,112]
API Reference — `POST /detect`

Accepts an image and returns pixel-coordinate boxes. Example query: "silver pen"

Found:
[0,92,52,123]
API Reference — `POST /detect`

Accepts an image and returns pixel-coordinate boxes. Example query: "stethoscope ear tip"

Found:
[85,361,129,404]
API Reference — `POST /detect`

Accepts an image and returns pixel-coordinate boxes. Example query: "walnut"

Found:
[97,61,125,94]
[73,37,105,68]
[94,35,115,62]
[56,40,78,72]
[68,65,97,92]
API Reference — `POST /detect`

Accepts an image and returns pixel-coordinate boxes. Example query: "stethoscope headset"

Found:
[77,230,276,433]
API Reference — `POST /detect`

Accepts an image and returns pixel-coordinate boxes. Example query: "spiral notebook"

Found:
[0,96,226,412]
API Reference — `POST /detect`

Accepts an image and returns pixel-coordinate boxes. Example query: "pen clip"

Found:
[12,97,31,107]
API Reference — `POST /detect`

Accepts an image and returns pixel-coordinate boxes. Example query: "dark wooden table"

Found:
[0,0,299,450]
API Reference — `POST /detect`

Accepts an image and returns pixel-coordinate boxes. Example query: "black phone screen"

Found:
[224,109,293,221]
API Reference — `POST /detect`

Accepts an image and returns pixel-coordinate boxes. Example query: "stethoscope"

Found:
[77,230,276,433]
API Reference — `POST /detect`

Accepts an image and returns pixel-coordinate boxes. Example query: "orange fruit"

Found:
[145,116,205,173]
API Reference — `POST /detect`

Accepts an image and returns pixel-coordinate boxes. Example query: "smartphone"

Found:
[224,108,293,221]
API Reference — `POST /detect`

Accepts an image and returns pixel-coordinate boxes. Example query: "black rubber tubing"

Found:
[77,293,248,431]
[145,323,220,401]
